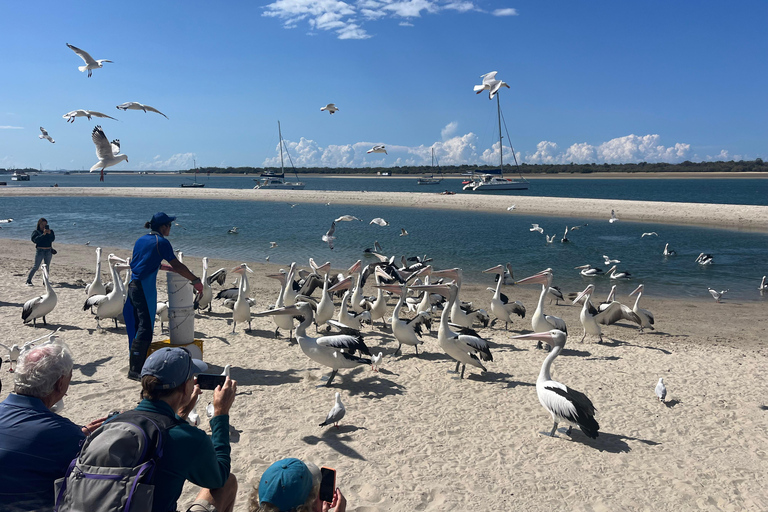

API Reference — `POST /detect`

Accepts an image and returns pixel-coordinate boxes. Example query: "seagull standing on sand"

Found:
[708,288,728,303]
[319,392,346,428]
[370,218,389,227]
[116,102,169,119]
[66,43,112,77]
[39,127,54,143]
[90,125,128,182]
[63,109,118,123]
[320,104,339,115]
[609,209,619,223]
[367,145,387,155]
[655,378,667,402]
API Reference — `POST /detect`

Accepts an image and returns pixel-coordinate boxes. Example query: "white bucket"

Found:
[166,272,194,309]
[168,306,195,345]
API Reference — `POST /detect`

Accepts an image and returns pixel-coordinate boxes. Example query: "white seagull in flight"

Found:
[370,218,389,227]
[39,127,54,143]
[66,43,113,77]
[116,102,168,119]
[320,103,339,115]
[322,221,336,250]
[367,145,387,155]
[529,223,544,234]
[708,288,728,303]
[63,109,118,124]
[90,125,128,180]
[474,71,510,100]
[334,215,362,222]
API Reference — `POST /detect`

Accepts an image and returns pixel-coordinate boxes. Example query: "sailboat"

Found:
[181,159,205,188]
[417,148,444,185]
[254,121,306,190]
[462,85,528,192]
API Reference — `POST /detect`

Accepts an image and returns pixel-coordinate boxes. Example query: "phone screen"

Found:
[196,374,226,390]
[319,467,336,503]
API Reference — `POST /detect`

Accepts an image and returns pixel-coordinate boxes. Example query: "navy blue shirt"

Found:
[130,232,177,282]
[0,393,85,510]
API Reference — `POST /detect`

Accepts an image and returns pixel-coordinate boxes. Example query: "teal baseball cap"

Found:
[140,347,207,390]
[258,458,314,511]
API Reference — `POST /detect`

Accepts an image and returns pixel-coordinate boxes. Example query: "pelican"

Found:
[696,253,714,265]
[367,145,387,154]
[83,257,130,330]
[90,125,128,181]
[561,226,570,243]
[320,103,339,115]
[84,247,107,299]
[708,288,728,303]
[335,215,361,222]
[314,271,336,330]
[609,209,618,223]
[231,264,254,333]
[607,265,632,280]
[760,276,767,292]
[335,290,372,331]
[412,283,492,379]
[319,393,345,429]
[227,227,239,234]
[66,43,112,77]
[378,283,431,356]
[575,264,603,277]
[39,127,54,143]
[655,378,667,402]
[433,268,489,329]
[370,217,389,226]
[483,264,525,330]
[473,71,510,100]
[628,284,655,332]
[512,330,600,438]
[62,109,118,123]
[197,257,227,312]
[266,271,296,339]
[515,269,567,349]
[641,232,658,237]
[491,263,515,285]
[595,285,642,327]
[603,255,620,266]
[663,243,676,256]
[254,302,373,386]
[22,263,57,327]
[115,102,168,119]
[0,330,59,373]
[548,286,564,305]
[321,221,336,250]
[369,266,394,329]
[571,284,627,343]
[530,224,544,234]
[346,260,367,314]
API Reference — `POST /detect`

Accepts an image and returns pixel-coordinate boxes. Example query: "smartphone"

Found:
[196,373,226,390]
[319,467,336,503]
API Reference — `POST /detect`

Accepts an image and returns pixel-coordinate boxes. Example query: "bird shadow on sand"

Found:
[578,430,661,453]
[339,367,406,399]
[759,405,768,411]
[302,425,368,461]
[585,355,621,362]
[199,311,232,319]
[55,282,86,290]
[242,328,278,339]
[0,300,24,308]
[602,338,672,355]
[74,356,113,377]
[664,399,681,408]
[396,350,452,363]
[229,367,302,387]
[71,379,101,386]
[195,333,231,346]
[561,348,592,358]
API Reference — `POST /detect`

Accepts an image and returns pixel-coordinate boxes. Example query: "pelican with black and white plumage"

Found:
[115,102,168,119]
[66,43,112,77]
[609,209,619,223]
[513,329,599,438]
[514,269,567,349]
[434,268,489,329]
[335,289,372,331]
[593,285,641,327]
[411,282,492,379]
[607,265,632,280]
[760,276,768,293]
[655,378,667,402]
[708,288,728,303]
[254,301,372,386]
[560,226,570,243]
[39,127,55,143]
[83,256,130,330]
[696,253,714,265]
[85,247,107,299]
[571,284,629,343]
[22,263,57,327]
[231,263,254,333]
[197,257,227,312]
[483,264,525,330]
[663,243,676,256]
[319,392,345,428]
[548,286,564,305]
[265,270,296,339]
[629,284,655,332]
[377,282,431,356]
[575,264,603,277]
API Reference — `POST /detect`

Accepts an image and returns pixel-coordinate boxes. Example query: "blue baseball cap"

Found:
[259,458,314,511]
[140,347,207,389]
[150,212,176,229]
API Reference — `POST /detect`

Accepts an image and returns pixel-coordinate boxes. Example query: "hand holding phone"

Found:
[196,373,226,390]
[319,467,336,503]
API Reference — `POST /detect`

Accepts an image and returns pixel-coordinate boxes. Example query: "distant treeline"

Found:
[2,159,766,175]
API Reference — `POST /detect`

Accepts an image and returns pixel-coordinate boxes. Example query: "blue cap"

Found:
[259,458,314,511]
[140,347,207,389]
[151,212,176,229]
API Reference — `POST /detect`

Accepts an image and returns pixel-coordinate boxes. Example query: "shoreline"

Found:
[3,186,768,232]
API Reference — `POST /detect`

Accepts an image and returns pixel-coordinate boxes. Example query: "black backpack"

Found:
[54,410,180,512]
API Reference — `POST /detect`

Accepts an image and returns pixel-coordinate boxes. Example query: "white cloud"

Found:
[525,135,692,164]
[399,21,414,26]
[263,0,497,39]
[441,121,458,140]
[706,149,729,161]
[493,8,518,16]
[0,126,23,129]
[136,152,196,170]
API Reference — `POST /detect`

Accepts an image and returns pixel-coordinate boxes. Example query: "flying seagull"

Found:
[66,43,112,77]
[39,127,54,143]
[320,103,339,115]
[335,215,362,222]
[506,205,516,211]
[63,109,118,124]
[367,145,387,155]
[399,228,409,237]
[708,288,728,303]
[529,224,544,234]
[116,102,168,119]
[641,232,658,238]
[370,218,389,227]
[90,125,128,182]
[322,221,336,250]
[473,71,510,100]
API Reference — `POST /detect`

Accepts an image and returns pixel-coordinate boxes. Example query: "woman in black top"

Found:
[26,218,55,286]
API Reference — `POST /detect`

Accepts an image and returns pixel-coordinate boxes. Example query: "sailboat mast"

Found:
[497,94,503,170]
[278,121,285,174]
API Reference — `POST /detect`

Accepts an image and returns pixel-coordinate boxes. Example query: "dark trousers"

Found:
[128,280,154,373]
[27,248,52,283]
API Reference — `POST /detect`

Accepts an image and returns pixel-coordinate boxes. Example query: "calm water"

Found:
[1,196,767,302]
[3,173,768,205]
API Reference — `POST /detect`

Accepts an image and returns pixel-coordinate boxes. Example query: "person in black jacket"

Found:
[26,217,55,286]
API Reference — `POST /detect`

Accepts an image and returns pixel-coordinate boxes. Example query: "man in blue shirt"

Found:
[0,341,105,511]
[124,212,204,380]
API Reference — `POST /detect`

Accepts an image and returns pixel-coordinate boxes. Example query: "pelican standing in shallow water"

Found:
[513,330,600,438]
[607,265,632,280]
[22,264,57,327]
[629,284,655,332]
[254,302,372,386]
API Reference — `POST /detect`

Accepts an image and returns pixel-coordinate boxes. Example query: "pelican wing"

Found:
[318,334,371,356]
[22,296,43,321]
[67,43,96,65]
[215,287,239,300]
[504,300,526,318]
[456,334,492,361]
[207,268,228,286]
[83,294,109,310]
[544,314,567,334]
[326,320,361,336]
[543,384,599,438]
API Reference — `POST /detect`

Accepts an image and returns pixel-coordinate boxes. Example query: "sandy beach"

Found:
[1,237,767,511]
[3,187,768,233]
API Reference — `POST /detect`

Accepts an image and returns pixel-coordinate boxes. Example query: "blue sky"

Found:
[1,1,766,171]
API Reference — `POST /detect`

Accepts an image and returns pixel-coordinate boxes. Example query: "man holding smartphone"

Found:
[252,458,347,512]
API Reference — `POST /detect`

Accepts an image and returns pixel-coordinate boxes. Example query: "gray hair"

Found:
[14,340,74,398]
